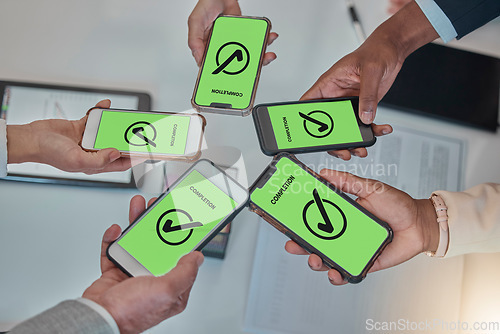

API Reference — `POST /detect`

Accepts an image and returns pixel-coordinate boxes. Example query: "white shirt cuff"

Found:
[415,0,458,43]
[76,298,120,334]
[0,119,7,178]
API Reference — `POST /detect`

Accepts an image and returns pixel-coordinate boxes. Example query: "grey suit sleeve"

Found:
[9,300,115,334]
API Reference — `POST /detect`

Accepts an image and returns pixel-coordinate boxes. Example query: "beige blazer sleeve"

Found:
[434,183,500,258]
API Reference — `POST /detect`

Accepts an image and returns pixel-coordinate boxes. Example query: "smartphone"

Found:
[107,159,249,277]
[191,15,271,116]
[82,108,206,161]
[252,97,375,155]
[249,153,392,283]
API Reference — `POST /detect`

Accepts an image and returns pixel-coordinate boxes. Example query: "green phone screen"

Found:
[194,16,269,110]
[118,169,237,276]
[267,100,362,149]
[251,157,389,276]
[94,110,191,154]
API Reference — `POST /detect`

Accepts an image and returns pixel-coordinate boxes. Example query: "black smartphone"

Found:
[252,97,375,155]
[249,153,393,283]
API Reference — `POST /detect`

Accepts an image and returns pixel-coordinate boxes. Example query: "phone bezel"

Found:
[191,15,271,116]
[107,159,249,277]
[81,107,206,161]
[248,152,393,283]
[252,98,376,156]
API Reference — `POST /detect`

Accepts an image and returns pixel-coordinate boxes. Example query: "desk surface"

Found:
[0,0,499,333]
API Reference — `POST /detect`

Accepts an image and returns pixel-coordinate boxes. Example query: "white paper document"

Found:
[243,127,466,334]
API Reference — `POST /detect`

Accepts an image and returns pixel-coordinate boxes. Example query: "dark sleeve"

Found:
[8,300,114,334]
[434,0,500,39]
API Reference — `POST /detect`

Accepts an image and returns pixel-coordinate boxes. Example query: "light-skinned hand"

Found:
[285,169,439,285]
[6,99,132,174]
[83,195,204,334]
[188,0,278,66]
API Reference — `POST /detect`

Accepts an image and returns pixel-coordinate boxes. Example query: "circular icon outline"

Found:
[215,42,250,75]
[124,121,157,147]
[156,209,194,246]
[303,110,334,138]
[302,198,347,240]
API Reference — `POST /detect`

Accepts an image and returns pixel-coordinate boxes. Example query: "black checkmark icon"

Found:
[132,126,157,147]
[313,189,334,234]
[162,219,203,233]
[212,49,244,74]
[299,112,329,132]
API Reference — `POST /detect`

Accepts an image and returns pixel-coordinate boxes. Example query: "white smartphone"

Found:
[82,108,206,161]
[107,159,249,277]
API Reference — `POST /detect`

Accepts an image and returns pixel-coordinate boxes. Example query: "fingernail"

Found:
[109,150,120,162]
[362,111,373,124]
[382,128,392,135]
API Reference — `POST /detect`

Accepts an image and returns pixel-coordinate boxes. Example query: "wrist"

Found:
[416,198,440,253]
[6,123,39,164]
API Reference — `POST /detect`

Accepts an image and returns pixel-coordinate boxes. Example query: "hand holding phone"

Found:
[82,108,206,161]
[5,98,133,174]
[285,168,436,285]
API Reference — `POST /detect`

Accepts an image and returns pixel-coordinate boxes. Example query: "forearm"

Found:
[371,1,439,62]
[6,123,38,164]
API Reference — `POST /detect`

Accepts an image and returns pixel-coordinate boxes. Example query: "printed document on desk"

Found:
[243,126,465,334]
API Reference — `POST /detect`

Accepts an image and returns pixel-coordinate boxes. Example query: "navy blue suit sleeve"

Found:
[434,0,500,39]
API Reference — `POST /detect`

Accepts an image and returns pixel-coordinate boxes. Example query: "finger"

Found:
[159,252,204,295]
[319,169,386,199]
[95,99,111,109]
[147,197,158,207]
[129,195,146,224]
[284,240,309,255]
[371,123,393,137]
[308,254,329,271]
[100,224,122,273]
[358,65,385,124]
[327,269,348,286]
[262,52,277,66]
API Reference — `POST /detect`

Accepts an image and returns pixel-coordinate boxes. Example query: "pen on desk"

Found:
[346,0,366,43]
